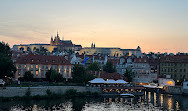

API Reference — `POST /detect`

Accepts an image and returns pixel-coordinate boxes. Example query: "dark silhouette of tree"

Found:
[0,42,17,79]
[72,65,94,84]
[45,69,63,82]
[87,62,100,71]
[19,47,24,51]
[103,61,116,73]
[27,47,31,52]
[23,71,34,81]
[123,69,134,83]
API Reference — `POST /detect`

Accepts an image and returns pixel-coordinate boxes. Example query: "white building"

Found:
[116,56,157,84]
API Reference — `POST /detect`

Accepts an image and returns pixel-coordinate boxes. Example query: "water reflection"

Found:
[0,92,188,111]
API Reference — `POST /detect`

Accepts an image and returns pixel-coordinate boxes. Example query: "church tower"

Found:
[50,36,54,45]
[91,43,93,48]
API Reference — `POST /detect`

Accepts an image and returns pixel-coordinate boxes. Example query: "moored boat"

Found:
[120,93,135,97]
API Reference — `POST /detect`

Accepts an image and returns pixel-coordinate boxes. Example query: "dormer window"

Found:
[52,60,55,63]
[31,59,34,62]
[46,60,48,62]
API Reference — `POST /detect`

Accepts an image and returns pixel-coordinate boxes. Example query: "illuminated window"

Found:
[36,65,38,68]
[24,65,27,68]
[36,71,39,75]
[31,65,33,68]
[32,59,34,62]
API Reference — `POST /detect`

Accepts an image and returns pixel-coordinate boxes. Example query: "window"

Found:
[171,69,173,72]
[36,71,39,75]
[31,65,33,68]
[184,69,186,72]
[31,59,34,62]
[36,65,38,68]
[24,65,27,68]
[180,69,182,72]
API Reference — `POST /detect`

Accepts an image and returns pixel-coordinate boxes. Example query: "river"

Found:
[0,92,188,111]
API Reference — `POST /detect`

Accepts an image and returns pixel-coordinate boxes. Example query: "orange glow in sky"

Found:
[0,0,187,53]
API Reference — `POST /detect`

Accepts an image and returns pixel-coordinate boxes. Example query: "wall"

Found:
[164,86,183,94]
[0,86,102,97]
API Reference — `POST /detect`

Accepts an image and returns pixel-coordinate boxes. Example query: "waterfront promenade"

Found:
[0,86,101,97]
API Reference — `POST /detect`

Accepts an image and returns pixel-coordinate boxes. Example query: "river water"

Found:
[0,92,188,111]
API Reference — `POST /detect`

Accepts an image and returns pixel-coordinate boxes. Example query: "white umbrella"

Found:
[89,78,106,84]
[106,79,116,84]
[115,79,128,84]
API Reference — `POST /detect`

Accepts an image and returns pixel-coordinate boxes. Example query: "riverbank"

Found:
[0,88,100,102]
[0,86,102,98]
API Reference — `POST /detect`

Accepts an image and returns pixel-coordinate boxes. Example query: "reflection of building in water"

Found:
[32,104,38,111]
[168,97,173,110]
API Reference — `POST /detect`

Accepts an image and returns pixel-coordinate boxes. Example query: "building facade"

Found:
[116,56,157,84]
[14,53,72,80]
[160,55,188,82]
[79,44,142,57]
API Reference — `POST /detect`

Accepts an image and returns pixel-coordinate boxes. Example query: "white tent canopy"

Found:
[89,78,106,84]
[115,79,128,84]
[89,78,128,84]
[106,79,116,84]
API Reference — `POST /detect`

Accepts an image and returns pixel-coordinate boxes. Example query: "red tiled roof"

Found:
[133,57,149,63]
[77,54,105,60]
[108,58,120,65]
[15,53,71,65]
[91,71,123,80]
[160,55,188,63]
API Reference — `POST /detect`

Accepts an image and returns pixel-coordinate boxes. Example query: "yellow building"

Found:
[14,53,72,80]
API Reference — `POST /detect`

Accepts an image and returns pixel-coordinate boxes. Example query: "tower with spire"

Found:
[91,43,93,48]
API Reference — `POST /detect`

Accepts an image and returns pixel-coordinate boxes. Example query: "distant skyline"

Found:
[0,0,188,53]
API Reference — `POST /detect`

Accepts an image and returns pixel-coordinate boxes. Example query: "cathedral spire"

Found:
[91,42,93,48]
[57,31,59,38]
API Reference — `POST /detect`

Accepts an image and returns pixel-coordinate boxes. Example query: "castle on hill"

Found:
[13,32,82,53]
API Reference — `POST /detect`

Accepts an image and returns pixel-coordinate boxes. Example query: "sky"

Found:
[0,0,187,53]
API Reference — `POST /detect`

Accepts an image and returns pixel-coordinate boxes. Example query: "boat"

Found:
[120,93,135,97]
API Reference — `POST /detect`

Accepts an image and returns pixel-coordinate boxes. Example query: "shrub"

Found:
[25,88,31,97]
[64,89,77,98]
[46,89,52,95]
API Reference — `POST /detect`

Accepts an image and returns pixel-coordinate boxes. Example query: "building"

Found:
[13,32,82,53]
[159,55,188,82]
[14,53,72,80]
[116,56,157,84]
[79,44,142,57]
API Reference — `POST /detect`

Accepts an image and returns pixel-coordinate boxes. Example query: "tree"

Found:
[19,47,24,51]
[27,47,31,52]
[103,61,116,73]
[72,65,94,84]
[123,69,134,83]
[0,42,17,79]
[45,69,63,82]
[23,71,34,81]
[86,62,100,71]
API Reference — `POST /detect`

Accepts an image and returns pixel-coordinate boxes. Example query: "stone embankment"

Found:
[0,86,102,97]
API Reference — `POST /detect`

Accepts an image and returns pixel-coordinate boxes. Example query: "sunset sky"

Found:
[0,0,187,53]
